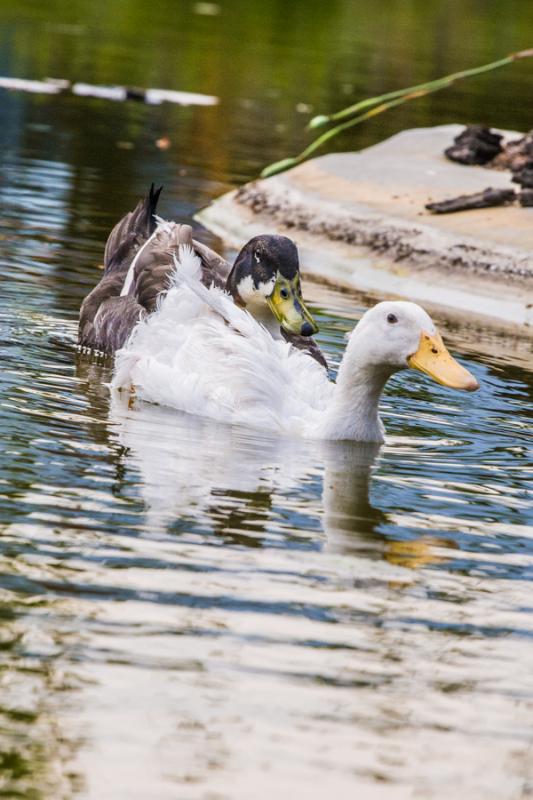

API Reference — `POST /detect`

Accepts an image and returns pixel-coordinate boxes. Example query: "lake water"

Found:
[0,1,533,797]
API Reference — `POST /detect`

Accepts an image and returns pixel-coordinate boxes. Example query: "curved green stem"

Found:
[308,54,516,130]
[261,48,533,179]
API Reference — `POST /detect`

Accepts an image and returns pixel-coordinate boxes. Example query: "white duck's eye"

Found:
[387,313,398,324]
[280,287,289,299]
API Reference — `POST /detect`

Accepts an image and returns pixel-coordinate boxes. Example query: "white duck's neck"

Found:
[318,344,394,442]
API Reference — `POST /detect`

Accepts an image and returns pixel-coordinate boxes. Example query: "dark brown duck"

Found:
[79,186,327,367]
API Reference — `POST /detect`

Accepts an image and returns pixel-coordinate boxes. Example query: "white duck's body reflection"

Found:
[108,391,384,551]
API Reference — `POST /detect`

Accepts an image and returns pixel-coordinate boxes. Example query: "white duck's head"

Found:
[345,300,479,391]
[320,300,478,442]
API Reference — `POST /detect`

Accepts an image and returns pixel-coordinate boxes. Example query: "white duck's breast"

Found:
[112,277,333,436]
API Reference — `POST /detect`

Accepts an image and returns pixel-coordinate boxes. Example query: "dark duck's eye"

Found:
[280,287,289,299]
[387,313,398,324]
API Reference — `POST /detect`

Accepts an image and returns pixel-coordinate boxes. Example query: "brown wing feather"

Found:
[129,223,194,312]
[128,226,232,312]
[91,296,146,352]
[78,272,146,352]
[79,186,162,352]
[193,239,231,288]
[104,185,162,274]
[281,330,328,369]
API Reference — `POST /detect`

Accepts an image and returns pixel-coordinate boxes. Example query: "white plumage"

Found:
[112,245,478,442]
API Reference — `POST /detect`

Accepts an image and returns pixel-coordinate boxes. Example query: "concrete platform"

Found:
[197,125,533,333]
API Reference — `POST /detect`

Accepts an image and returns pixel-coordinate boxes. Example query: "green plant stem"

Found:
[261,48,533,178]
[309,53,517,129]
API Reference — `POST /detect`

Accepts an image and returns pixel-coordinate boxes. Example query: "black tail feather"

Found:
[147,183,163,234]
[104,184,163,273]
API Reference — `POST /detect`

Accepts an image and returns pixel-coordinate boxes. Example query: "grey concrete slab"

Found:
[197,125,533,332]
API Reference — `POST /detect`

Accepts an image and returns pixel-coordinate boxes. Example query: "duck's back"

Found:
[78,186,161,353]
[78,187,231,354]
[125,224,230,315]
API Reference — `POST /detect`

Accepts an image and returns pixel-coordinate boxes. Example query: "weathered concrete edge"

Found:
[234,179,532,280]
[197,182,533,333]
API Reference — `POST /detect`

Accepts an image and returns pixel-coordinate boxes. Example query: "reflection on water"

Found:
[0,0,533,797]
[4,352,533,798]
[4,328,530,798]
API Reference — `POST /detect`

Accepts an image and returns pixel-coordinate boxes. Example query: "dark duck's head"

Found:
[225,235,318,337]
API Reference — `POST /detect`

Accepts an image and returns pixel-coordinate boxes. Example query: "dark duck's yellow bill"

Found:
[267,274,318,337]
[408,331,479,391]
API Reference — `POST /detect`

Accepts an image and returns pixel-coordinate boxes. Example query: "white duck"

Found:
[112,246,479,442]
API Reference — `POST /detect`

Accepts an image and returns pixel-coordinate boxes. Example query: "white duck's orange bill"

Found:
[407,331,479,392]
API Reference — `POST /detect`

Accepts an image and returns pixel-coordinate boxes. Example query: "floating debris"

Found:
[193,2,220,15]
[155,137,172,150]
[0,77,62,94]
[492,131,533,171]
[0,75,218,107]
[426,187,516,214]
[147,88,217,106]
[444,125,533,177]
[519,189,533,206]
[444,125,503,165]
[73,82,126,101]
[72,83,218,106]
[512,163,533,188]
[428,125,533,213]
